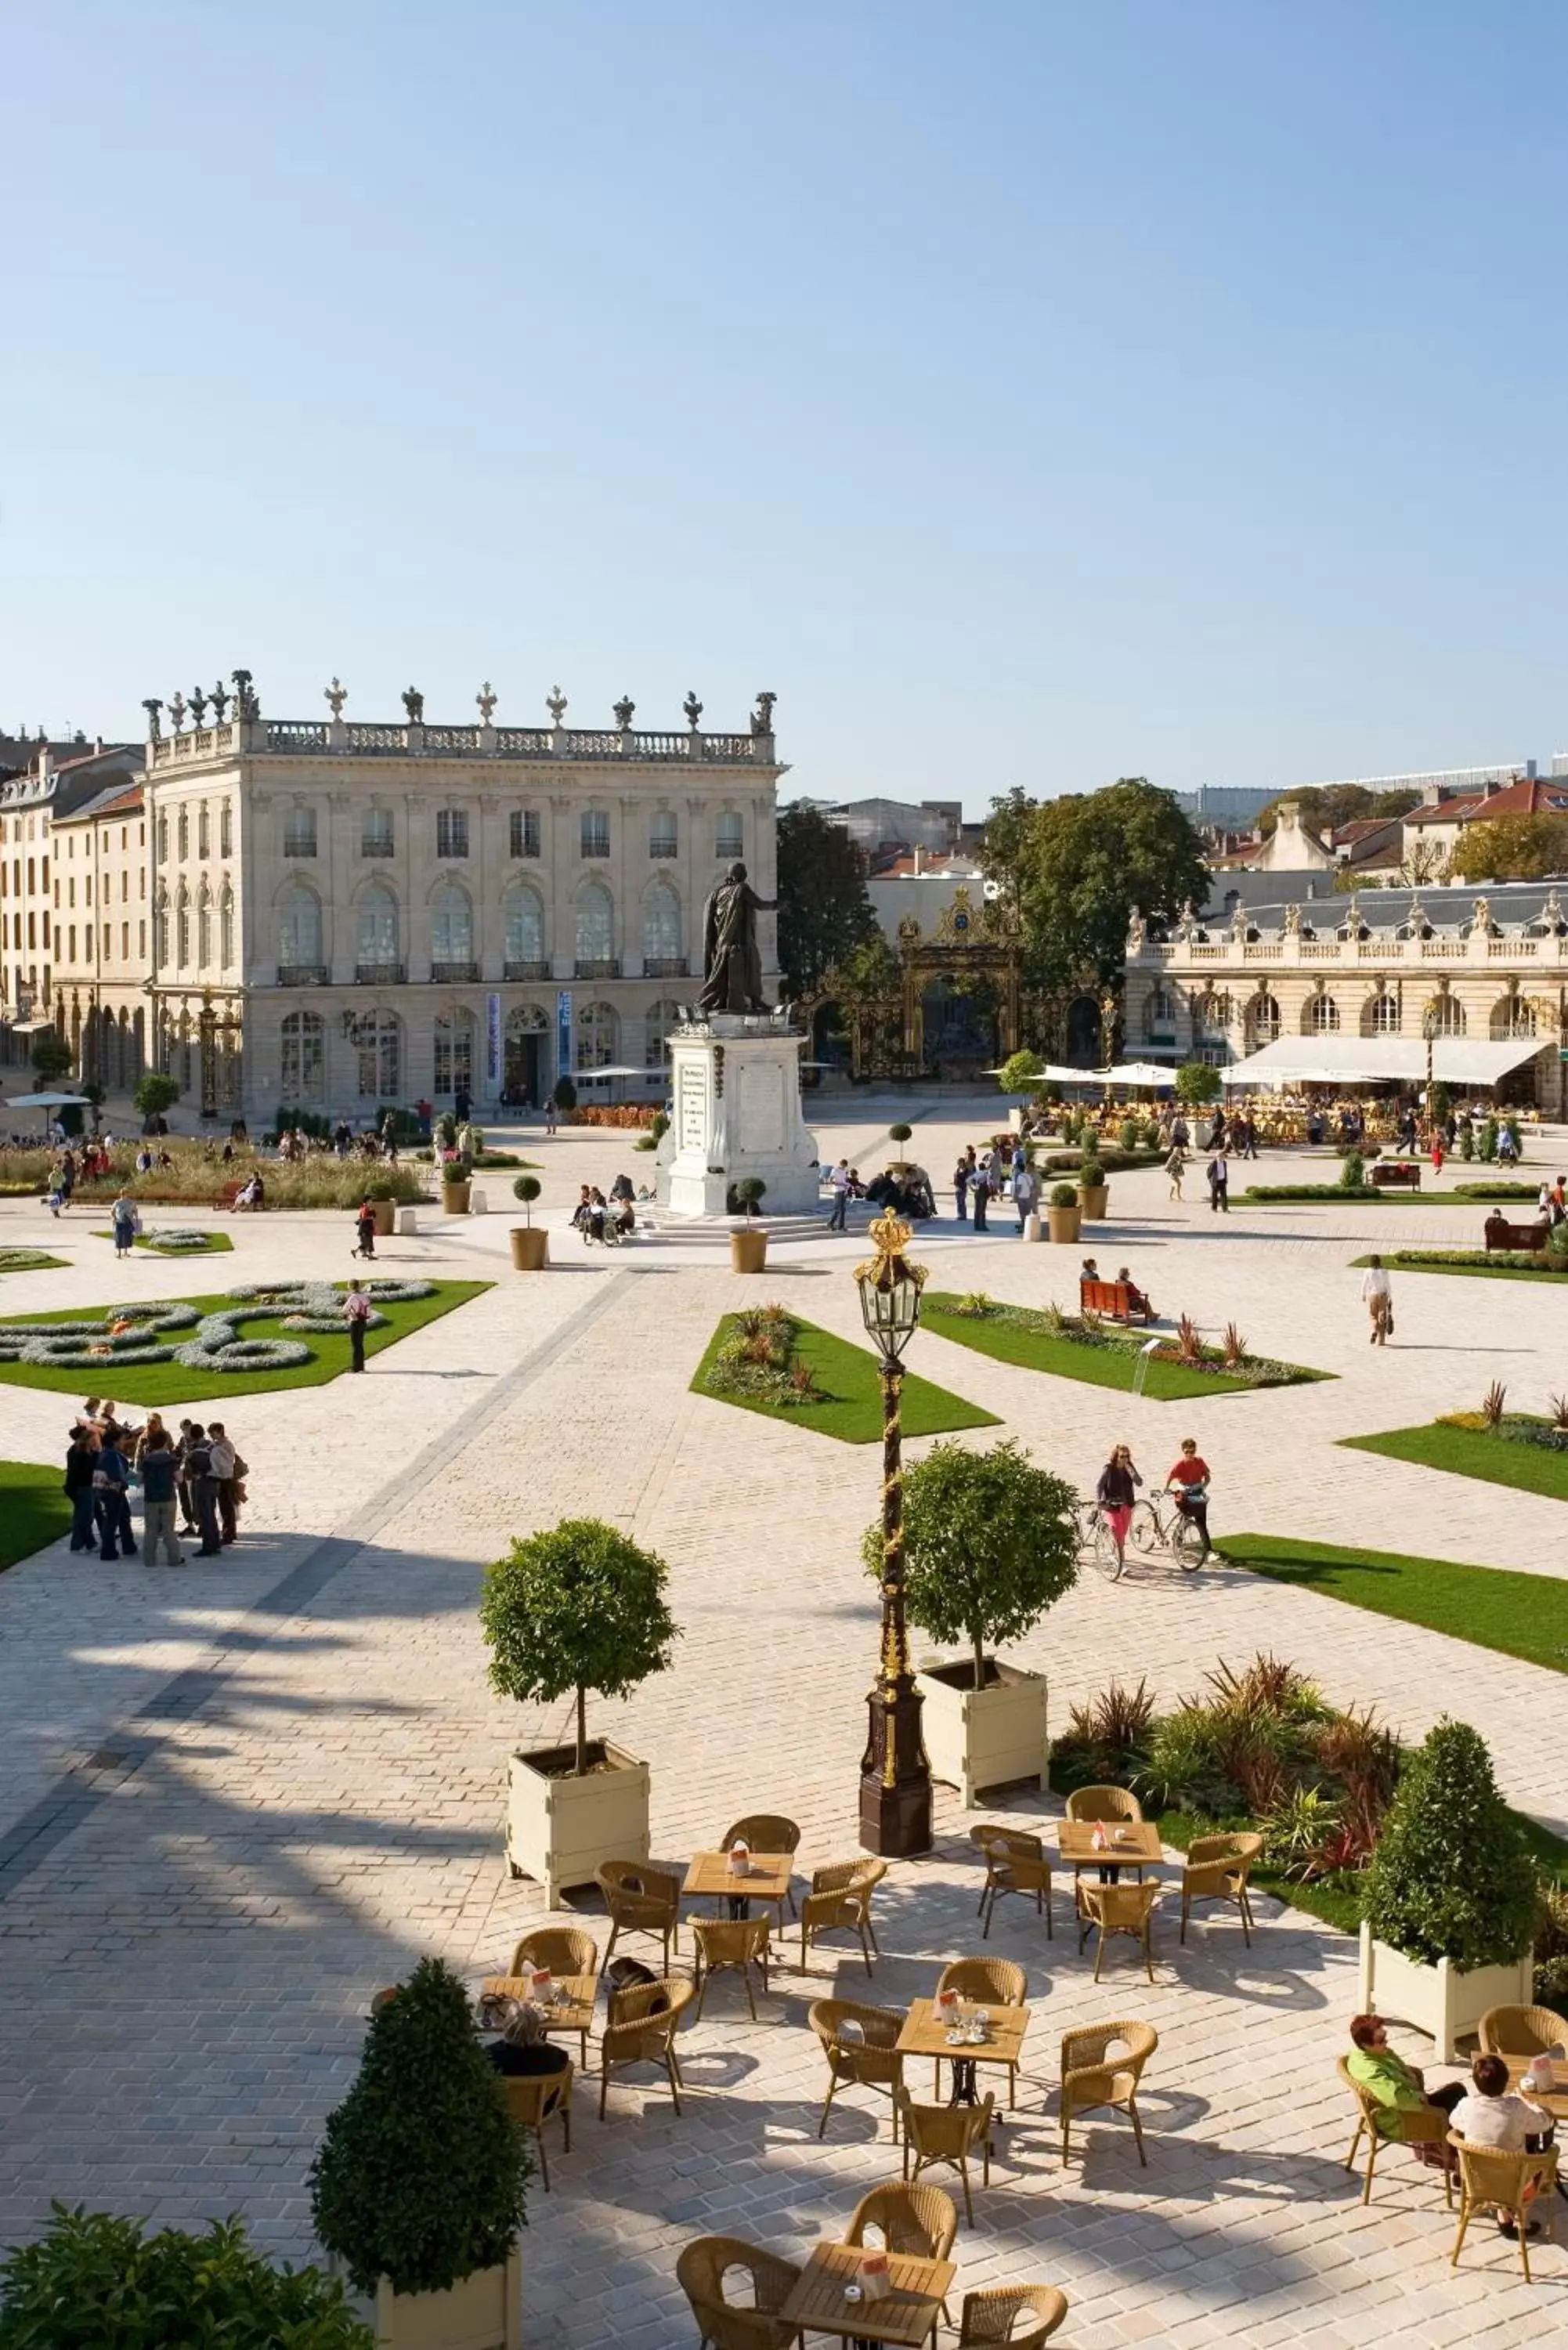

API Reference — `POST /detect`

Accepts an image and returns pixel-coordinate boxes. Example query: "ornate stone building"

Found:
[141,678,785,1123]
[1122,883,1568,1112]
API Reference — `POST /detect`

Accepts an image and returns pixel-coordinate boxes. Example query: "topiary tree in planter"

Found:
[735,1175,767,1220]
[1175,1060,1223,1108]
[481,1518,677,1778]
[997,1048,1046,1096]
[553,1074,577,1112]
[0,2209,370,2348]
[887,1122,914,1164]
[869,1438,1078,1691]
[1364,1719,1537,1971]
[512,1173,542,1226]
[1339,1152,1365,1190]
[310,1956,529,2305]
[1049,1181,1078,1211]
[133,1069,181,1122]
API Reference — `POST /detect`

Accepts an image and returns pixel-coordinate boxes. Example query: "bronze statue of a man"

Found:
[699,861,776,1014]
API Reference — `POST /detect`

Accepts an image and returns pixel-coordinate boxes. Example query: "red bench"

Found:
[215,1180,266,1212]
[1483,1214,1548,1253]
[1080,1277,1154,1325]
[1370,1162,1421,1190]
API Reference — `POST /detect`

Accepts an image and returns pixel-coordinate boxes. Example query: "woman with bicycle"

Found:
[1095,1444,1143,1579]
[1165,1437,1212,1561]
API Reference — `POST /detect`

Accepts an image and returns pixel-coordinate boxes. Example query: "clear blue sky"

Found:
[5,2,1564,812]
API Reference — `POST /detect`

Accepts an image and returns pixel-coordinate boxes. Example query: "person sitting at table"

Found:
[1346,2014,1465,2165]
[1451,2052,1557,2236]
[485,2000,571,2082]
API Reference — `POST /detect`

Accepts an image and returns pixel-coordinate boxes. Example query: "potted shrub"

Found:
[1077,1155,1109,1220]
[509,1175,547,1271]
[1046,1180,1081,1244]
[553,1075,577,1114]
[482,1517,677,1902]
[364,1177,398,1238]
[436,1116,473,1214]
[1359,1719,1537,2059]
[0,2209,370,2349]
[996,1047,1046,1098]
[311,1957,528,2350]
[731,1176,768,1273]
[887,1121,915,1169]
[873,1439,1078,1806]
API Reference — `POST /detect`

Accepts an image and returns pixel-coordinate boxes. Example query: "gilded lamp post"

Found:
[854,1209,934,1858]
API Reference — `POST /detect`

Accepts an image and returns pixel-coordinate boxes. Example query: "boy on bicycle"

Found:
[1166,1437,1212,1560]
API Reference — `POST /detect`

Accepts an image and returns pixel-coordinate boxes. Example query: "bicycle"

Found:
[1129,1487,1208,1572]
[1074,1500,1127,1582]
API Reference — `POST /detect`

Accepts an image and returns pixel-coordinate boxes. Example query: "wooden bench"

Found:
[1370,1162,1421,1190]
[215,1179,266,1212]
[1080,1277,1154,1325]
[1483,1215,1548,1253]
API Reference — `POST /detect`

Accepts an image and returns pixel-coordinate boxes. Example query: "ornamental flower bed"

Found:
[937,1293,1313,1390]
[702,1303,821,1405]
[0,1279,435,1374]
[565,1104,658,1129]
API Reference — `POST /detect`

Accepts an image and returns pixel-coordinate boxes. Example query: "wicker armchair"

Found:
[506,1927,600,2061]
[598,1975,695,2118]
[1060,2021,1158,2166]
[937,1958,1026,2107]
[691,1914,771,2020]
[969,1824,1053,1942]
[1065,1785,1146,1889]
[1479,2005,1568,2059]
[1179,1833,1263,1946]
[810,1998,906,2142]
[898,2088,995,2225]
[721,1813,803,1919]
[676,2234,804,2350]
[800,1858,886,1976]
[957,2284,1069,2346]
[841,2180,959,2263]
[1078,1880,1158,1982]
[1335,2055,1454,2209]
[499,2059,573,2192]
[1449,2137,1559,2281]
[597,1861,681,1972]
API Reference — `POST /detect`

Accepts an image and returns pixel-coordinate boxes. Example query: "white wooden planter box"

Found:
[327,2249,522,2350]
[506,1741,650,1905]
[915,1658,1048,1810]
[1358,1922,1535,2063]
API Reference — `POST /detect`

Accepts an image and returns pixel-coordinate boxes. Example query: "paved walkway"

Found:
[0,1111,1564,2341]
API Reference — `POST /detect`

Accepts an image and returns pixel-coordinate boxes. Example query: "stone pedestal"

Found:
[658,1017,821,1218]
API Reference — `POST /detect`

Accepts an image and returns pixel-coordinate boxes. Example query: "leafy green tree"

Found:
[775,803,880,998]
[869,1438,1078,1690]
[1364,1719,1537,1969]
[1450,812,1568,884]
[1174,1061,1223,1106]
[310,1957,529,2300]
[133,1070,180,1119]
[480,1517,678,1775]
[29,1030,74,1086]
[997,1049,1046,1094]
[1006,781,1209,993]
[981,785,1039,912]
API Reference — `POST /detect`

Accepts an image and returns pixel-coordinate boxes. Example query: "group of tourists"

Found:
[63,1401,248,1563]
[571,1176,640,1244]
[1094,1437,1212,1574]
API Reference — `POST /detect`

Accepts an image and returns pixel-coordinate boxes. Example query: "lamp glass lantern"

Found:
[856,1261,922,1365]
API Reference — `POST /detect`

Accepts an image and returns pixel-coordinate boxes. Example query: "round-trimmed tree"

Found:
[309,1956,529,2301]
[133,1071,180,1121]
[997,1049,1046,1096]
[1174,1061,1223,1108]
[1364,1718,1537,1969]
[512,1174,542,1226]
[866,1438,1078,1690]
[480,1517,677,1776]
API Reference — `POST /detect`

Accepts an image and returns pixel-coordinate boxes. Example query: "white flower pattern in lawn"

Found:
[0,1279,435,1372]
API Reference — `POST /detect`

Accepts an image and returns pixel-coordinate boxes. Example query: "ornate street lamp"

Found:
[854,1209,934,1859]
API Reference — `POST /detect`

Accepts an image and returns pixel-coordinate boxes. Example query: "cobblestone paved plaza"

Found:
[2,1104,1566,2345]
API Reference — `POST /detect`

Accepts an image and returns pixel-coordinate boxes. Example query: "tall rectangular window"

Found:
[580,811,609,859]
[715,813,744,860]
[121,922,130,959]
[139,920,146,957]
[220,802,233,857]
[198,804,210,859]
[436,809,469,859]
[509,809,540,859]
[284,808,318,858]
[649,812,678,859]
[362,808,395,858]
[103,923,111,961]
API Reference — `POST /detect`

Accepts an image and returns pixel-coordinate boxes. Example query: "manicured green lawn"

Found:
[1349,1252,1568,1283]
[1220,1532,1568,1678]
[0,1250,67,1274]
[692,1314,999,1444]
[0,1282,490,1404]
[91,1229,235,1256]
[921,1294,1328,1402]
[0,1461,74,1571]
[1342,1422,1568,1503]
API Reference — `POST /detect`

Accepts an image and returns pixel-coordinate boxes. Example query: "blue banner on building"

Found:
[486,993,501,1086]
[557,989,573,1085]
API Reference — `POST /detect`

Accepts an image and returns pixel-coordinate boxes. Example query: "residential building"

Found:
[141,682,786,1122]
[0,739,142,1061]
[49,777,152,1090]
[1399,774,1568,876]
[865,846,989,945]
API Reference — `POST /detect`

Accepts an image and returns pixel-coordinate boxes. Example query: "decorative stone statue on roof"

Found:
[324,677,347,719]
[546,685,568,725]
[1471,895,1494,935]
[476,682,497,723]
[1125,906,1147,955]
[1178,898,1199,941]
[232,670,260,721]
[1542,887,1566,935]
[683,690,703,729]
[209,679,229,721]
[699,862,777,1015]
[1230,898,1248,941]
[190,685,208,727]
[751,690,778,738]
[142,698,163,743]
[168,691,187,734]
[401,686,425,724]
[612,694,636,730]
[1282,901,1301,935]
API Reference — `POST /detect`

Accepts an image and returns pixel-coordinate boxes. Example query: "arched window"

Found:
[1427,996,1466,1036]
[575,881,615,970]
[154,881,169,967]
[197,878,211,968]
[430,879,474,971]
[505,1003,548,1041]
[357,882,399,971]
[1064,995,1101,1065]
[1194,990,1230,1037]
[175,880,190,967]
[645,999,681,1068]
[1307,993,1340,1033]
[649,810,678,859]
[434,1008,476,1097]
[279,880,323,971]
[349,1009,400,1098]
[714,812,743,861]
[1492,997,1537,1040]
[219,880,234,968]
[280,1010,324,1101]
[642,877,682,970]
[1245,993,1281,1047]
[576,1001,618,1070]
[1143,986,1176,1043]
[1364,994,1400,1034]
[504,882,545,972]
[177,807,189,862]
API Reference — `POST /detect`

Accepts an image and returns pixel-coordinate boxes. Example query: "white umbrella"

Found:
[1101,1062,1179,1090]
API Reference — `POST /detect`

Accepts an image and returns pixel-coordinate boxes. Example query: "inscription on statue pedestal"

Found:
[658,1018,821,1220]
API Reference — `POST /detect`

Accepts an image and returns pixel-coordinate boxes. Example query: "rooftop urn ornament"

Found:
[231,669,259,721]
[142,697,163,743]
[750,689,778,738]
[476,681,497,723]
[682,689,703,730]
[612,693,635,730]
[189,685,208,728]
[401,686,425,724]
[546,685,568,726]
[168,690,187,734]
[209,679,230,721]
[324,677,348,720]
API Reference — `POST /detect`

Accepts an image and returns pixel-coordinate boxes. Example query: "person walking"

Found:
[207,1422,239,1546]
[138,1429,185,1565]
[352,1198,378,1260]
[1013,1155,1038,1235]
[110,1188,140,1260]
[544,1097,558,1137]
[185,1426,222,1556]
[1361,1254,1393,1345]
[826,1158,851,1231]
[1165,1141,1187,1201]
[1206,1154,1230,1214]
[345,1278,374,1372]
[1095,1444,1143,1580]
